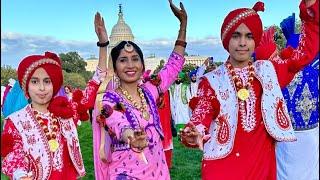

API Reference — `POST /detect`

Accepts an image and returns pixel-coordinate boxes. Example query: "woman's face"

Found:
[64,86,71,94]
[28,67,53,108]
[115,48,144,85]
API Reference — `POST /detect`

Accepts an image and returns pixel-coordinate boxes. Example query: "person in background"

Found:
[276,13,319,180]
[1,78,15,108]
[64,85,73,101]
[170,72,190,125]
[157,89,174,169]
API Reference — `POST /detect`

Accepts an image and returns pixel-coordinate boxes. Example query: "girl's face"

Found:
[28,67,53,108]
[65,86,71,94]
[115,49,144,85]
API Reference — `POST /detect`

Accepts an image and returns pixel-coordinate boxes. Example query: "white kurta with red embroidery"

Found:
[203,60,296,160]
[2,105,85,180]
[189,1,319,179]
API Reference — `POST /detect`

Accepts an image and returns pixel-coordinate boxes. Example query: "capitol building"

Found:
[85,5,207,73]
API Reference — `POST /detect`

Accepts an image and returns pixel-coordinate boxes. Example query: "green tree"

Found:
[81,71,94,83]
[215,62,223,66]
[59,52,87,73]
[266,18,301,50]
[153,59,165,74]
[183,63,197,73]
[272,25,287,49]
[295,19,301,33]
[1,65,17,86]
[63,71,86,89]
[59,51,95,82]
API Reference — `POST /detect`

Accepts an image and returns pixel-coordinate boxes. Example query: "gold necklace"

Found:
[226,61,255,101]
[119,86,150,120]
[34,110,60,152]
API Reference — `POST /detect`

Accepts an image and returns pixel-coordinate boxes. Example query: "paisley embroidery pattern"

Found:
[275,98,291,130]
[216,114,230,145]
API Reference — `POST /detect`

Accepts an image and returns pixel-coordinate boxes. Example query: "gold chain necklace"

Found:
[119,86,150,120]
[226,61,255,101]
[34,110,60,152]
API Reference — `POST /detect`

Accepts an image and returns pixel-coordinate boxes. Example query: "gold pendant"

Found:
[237,88,250,101]
[142,111,150,120]
[48,139,59,152]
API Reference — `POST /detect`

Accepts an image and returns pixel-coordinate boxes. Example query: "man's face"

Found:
[228,23,255,67]
[191,74,197,82]
[175,78,182,84]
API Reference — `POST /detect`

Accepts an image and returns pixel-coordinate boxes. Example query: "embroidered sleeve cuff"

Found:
[13,169,29,180]
[92,66,107,84]
[170,51,185,62]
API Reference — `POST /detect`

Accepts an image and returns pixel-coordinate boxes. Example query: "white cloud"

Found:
[1,32,228,68]
[1,41,7,52]
[1,32,97,68]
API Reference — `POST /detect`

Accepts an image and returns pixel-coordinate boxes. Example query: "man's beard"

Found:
[191,79,197,83]
[175,80,181,84]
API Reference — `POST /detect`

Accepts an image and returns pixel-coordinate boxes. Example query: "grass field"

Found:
[1,121,202,179]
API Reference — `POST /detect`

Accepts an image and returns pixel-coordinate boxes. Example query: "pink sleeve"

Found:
[158,52,185,93]
[104,102,132,141]
[270,0,319,88]
[1,120,28,178]
[143,52,185,101]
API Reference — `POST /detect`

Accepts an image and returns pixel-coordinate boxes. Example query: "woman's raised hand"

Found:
[94,12,109,43]
[169,0,187,25]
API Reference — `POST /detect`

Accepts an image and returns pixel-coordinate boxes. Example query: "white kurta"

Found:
[276,126,319,180]
[170,83,190,124]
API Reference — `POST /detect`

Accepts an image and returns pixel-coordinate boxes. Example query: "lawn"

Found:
[1,121,202,179]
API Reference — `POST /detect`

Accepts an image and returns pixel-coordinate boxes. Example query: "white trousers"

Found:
[276,125,319,180]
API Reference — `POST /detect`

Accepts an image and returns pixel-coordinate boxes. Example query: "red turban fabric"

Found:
[17,52,63,98]
[221,1,265,51]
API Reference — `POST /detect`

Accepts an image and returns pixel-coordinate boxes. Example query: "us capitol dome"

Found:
[108,4,134,53]
[86,4,135,72]
[85,4,207,73]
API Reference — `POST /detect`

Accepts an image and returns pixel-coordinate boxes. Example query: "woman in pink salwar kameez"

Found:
[93,1,188,179]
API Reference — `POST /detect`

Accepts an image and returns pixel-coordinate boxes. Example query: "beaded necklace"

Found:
[33,110,60,152]
[226,61,255,101]
[119,86,150,120]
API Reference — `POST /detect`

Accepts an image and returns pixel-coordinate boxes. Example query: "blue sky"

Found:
[1,0,300,68]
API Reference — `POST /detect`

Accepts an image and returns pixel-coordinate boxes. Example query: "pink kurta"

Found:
[101,52,184,179]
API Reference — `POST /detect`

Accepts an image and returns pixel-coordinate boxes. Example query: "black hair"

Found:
[110,41,145,72]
